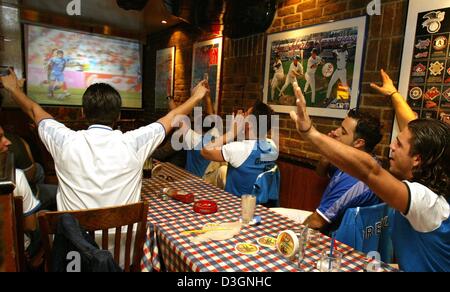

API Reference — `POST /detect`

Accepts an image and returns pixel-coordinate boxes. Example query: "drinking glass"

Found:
[143,157,153,178]
[241,194,257,225]
[316,250,342,272]
[297,226,309,266]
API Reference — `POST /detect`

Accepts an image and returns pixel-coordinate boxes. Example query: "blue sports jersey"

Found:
[224,140,278,197]
[50,57,70,75]
[393,213,450,272]
[185,150,211,177]
[185,130,216,178]
[317,166,381,226]
[391,182,450,272]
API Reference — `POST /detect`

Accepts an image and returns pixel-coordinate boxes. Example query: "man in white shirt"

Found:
[290,70,450,272]
[326,45,349,101]
[0,126,41,231]
[271,53,285,99]
[279,55,304,98]
[304,49,324,104]
[1,69,209,211]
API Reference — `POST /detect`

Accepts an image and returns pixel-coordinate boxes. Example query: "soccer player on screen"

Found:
[41,48,58,86]
[48,50,71,99]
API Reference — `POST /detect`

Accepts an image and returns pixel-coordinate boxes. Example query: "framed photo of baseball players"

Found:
[191,37,223,114]
[396,0,450,140]
[155,47,175,110]
[263,16,368,119]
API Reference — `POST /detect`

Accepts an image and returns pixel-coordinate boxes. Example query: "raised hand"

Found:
[289,82,313,134]
[191,80,210,101]
[0,68,21,92]
[370,69,398,96]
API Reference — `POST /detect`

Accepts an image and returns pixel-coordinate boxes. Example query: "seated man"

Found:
[1,69,209,211]
[1,126,41,231]
[1,88,57,211]
[290,70,450,272]
[303,109,383,233]
[181,87,228,188]
[201,101,279,199]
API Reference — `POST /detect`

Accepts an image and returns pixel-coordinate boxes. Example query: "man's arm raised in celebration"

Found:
[1,69,53,125]
[158,80,209,135]
[290,81,409,214]
[370,69,417,131]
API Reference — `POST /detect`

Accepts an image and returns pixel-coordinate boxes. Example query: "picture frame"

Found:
[155,46,176,110]
[263,16,368,119]
[191,37,223,114]
[395,0,450,140]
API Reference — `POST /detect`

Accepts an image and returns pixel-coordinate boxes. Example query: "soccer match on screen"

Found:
[25,25,142,108]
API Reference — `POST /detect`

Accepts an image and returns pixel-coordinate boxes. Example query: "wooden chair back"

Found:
[38,202,148,272]
[13,196,25,272]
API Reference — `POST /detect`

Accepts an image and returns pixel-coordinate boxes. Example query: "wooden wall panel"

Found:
[278,159,329,212]
[0,195,18,272]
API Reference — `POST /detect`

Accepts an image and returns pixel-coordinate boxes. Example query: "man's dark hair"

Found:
[82,83,122,126]
[250,100,274,138]
[408,119,450,199]
[311,48,319,55]
[348,109,382,153]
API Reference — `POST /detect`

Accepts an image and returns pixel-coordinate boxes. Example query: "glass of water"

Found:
[297,226,309,266]
[317,250,342,272]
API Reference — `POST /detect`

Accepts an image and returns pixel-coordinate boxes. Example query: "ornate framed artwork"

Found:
[263,16,368,119]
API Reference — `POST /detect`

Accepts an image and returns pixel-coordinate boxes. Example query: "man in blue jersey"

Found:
[201,101,279,202]
[48,50,71,99]
[182,86,220,178]
[303,109,383,233]
[290,70,450,272]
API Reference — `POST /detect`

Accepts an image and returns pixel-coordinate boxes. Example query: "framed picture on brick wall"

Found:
[263,16,368,119]
[155,46,175,110]
[395,0,450,141]
[191,37,223,114]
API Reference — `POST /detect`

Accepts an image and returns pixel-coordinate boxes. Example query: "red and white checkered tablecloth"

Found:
[140,163,397,273]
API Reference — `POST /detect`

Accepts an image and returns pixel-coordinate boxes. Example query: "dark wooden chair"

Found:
[38,202,149,272]
[13,196,25,272]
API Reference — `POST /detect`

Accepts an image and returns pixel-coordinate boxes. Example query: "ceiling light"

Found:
[161,20,168,24]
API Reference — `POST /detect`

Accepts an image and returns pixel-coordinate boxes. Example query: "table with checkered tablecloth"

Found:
[140,163,397,272]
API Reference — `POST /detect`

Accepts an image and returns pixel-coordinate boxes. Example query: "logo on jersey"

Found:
[409,87,423,100]
[429,61,445,76]
[422,11,446,34]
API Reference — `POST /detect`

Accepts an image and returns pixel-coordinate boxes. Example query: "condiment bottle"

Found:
[163,188,195,204]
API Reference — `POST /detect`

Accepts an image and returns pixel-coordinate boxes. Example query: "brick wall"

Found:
[149,0,408,164]
[222,0,408,163]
